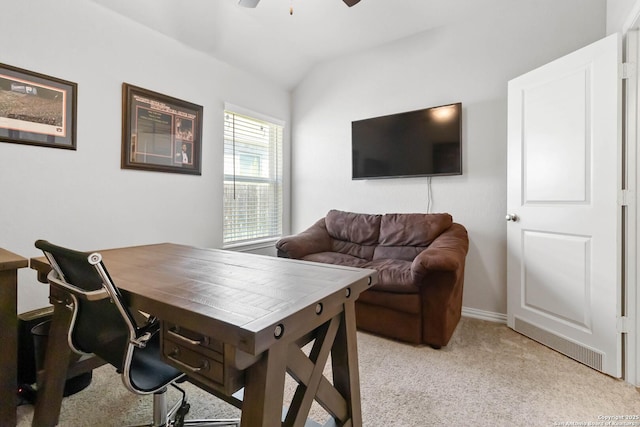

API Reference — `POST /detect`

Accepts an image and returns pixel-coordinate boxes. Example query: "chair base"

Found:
[129,385,240,427]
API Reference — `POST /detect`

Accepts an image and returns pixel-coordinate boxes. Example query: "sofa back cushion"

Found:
[374,213,453,261]
[325,210,381,260]
[326,210,381,243]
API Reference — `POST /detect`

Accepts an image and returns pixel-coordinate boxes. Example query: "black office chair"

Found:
[35,240,240,427]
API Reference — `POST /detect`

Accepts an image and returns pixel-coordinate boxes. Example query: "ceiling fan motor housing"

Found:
[238,0,361,7]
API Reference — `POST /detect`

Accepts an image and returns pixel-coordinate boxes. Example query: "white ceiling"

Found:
[90,0,503,89]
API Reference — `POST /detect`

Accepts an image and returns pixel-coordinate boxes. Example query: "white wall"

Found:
[607,0,640,32]
[290,0,607,316]
[1,0,290,313]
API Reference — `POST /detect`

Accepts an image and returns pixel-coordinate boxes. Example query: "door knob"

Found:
[505,214,518,222]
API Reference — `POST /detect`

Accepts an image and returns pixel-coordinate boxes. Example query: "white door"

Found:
[506,33,622,377]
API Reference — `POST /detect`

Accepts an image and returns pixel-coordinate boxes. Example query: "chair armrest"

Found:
[47,270,110,301]
[411,223,469,282]
[276,218,332,259]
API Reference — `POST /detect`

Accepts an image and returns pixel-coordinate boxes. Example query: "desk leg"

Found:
[32,301,73,427]
[242,342,288,427]
[0,269,18,427]
[331,301,362,427]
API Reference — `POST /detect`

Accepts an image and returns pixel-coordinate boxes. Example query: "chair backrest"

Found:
[34,240,136,370]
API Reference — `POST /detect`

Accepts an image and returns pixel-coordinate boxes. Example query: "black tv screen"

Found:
[352,102,462,179]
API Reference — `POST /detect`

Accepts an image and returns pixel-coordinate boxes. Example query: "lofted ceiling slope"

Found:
[89,0,515,90]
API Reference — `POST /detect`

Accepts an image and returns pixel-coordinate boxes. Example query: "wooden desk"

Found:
[0,248,28,427]
[30,243,377,427]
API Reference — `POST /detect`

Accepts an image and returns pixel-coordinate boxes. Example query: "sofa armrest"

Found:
[411,223,469,282]
[275,218,332,259]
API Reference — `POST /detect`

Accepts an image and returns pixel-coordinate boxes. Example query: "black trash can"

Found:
[31,320,93,398]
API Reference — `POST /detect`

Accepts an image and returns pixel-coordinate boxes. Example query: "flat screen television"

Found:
[352,102,462,179]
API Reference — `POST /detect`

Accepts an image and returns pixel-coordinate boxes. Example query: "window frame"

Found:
[223,103,285,249]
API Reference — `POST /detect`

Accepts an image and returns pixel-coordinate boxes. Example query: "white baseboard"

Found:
[462,306,507,324]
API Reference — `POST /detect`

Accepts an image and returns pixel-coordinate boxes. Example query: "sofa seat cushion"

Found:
[362,258,420,294]
[303,252,369,268]
[373,245,426,262]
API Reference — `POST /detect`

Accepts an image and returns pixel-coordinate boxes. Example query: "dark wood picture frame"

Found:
[122,83,203,175]
[0,63,77,150]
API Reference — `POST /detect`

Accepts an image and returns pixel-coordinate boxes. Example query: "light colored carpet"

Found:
[17,317,640,426]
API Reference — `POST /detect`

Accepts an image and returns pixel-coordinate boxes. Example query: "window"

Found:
[223,107,284,246]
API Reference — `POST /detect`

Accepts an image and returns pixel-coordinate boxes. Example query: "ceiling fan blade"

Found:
[343,0,361,6]
[238,0,260,7]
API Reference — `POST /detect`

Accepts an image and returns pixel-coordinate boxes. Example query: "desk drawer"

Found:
[161,322,244,395]
[164,324,223,353]
[163,341,224,384]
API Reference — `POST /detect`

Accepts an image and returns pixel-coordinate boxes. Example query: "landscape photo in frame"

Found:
[0,63,77,149]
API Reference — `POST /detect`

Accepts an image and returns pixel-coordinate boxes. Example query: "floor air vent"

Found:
[514,317,603,372]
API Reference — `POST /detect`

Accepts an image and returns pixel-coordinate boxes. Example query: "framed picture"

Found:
[122,83,203,175]
[0,63,77,149]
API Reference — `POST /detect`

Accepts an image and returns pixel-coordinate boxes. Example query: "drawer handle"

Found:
[167,328,207,346]
[167,351,210,373]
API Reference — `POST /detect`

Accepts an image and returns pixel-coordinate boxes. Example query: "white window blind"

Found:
[223,109,283,246]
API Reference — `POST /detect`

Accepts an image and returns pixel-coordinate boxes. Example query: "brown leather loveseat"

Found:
[275,209,469,348]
